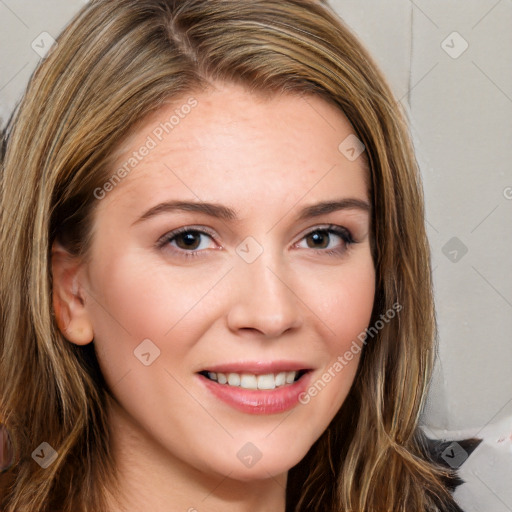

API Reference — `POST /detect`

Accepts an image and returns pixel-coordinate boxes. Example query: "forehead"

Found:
[97,81,370,218]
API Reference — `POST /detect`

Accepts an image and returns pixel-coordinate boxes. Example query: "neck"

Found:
[104,397,287,512]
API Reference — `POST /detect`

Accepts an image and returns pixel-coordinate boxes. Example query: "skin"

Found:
[52,81,375,512]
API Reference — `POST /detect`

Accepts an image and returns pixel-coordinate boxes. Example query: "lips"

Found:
[196,361,313,414]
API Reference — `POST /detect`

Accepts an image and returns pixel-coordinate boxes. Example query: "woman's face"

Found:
[63,81,375,481]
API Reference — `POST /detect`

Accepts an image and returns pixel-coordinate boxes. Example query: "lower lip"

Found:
[198,372,312,415]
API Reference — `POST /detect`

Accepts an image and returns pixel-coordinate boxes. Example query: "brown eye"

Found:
[157,226,217,259]
[297,225,355,256]
[305,230,331,249]
[174,231,203,250]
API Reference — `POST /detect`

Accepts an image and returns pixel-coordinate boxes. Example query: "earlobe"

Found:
[51,240,94,346]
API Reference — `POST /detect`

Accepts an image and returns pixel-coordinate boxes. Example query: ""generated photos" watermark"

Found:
[299,301,402,404]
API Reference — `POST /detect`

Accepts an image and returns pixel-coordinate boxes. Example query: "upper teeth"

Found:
[207,371,298,390]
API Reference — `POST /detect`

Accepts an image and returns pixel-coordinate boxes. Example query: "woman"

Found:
[0,0,466,510]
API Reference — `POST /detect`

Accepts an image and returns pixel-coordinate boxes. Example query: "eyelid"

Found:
[156,223,356,258]
[294,223,355,244]
[156,225,220,249]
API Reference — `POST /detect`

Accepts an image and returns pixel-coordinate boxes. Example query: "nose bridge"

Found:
[227,240,303,336]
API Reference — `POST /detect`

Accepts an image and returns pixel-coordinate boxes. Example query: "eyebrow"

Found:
[132,198,371,225]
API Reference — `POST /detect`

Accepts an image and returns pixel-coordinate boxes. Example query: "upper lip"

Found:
[199,361,313,375]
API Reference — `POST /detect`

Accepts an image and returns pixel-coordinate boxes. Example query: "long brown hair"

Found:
[1,0,460,510]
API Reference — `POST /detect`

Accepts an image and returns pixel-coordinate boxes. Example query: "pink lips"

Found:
[197,361,313,415]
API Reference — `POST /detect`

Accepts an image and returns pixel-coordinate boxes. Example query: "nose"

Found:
[226,249,303,338]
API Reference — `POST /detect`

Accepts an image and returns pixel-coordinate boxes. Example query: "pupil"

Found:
[309,231,328,249]
[179,232,200,249]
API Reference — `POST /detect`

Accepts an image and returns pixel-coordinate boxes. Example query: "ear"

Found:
[51,240,94,346]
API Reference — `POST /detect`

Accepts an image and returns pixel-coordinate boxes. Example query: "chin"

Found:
[197,437,313,482]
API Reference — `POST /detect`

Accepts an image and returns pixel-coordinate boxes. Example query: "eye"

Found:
[156,226,217,259]
[295,225,355,256]
[156,224,356,259]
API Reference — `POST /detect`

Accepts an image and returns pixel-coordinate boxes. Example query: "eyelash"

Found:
[156,224,356,259]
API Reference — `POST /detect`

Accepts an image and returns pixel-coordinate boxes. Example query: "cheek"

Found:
[303,258,375,416]
[316,257,376,349]
[84,255,196,381]
[89,250,212,336]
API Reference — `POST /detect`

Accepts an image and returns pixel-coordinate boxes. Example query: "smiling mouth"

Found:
[198,370,309,390]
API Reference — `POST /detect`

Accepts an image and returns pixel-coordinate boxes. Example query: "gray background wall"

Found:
[1,0,511,508]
